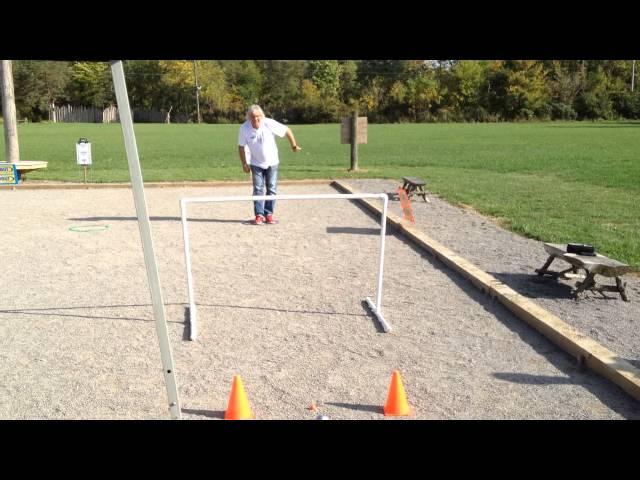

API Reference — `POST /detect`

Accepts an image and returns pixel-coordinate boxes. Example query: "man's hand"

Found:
[242,163,251,173]
[292,145,302,152]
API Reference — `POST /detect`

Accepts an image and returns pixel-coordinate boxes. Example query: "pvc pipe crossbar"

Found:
[180,193,390,340]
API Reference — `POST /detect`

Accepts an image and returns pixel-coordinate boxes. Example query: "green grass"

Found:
[4,121,640,267]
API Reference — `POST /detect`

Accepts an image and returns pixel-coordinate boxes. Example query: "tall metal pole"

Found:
[193,60,201,124]
[632,60,636,92]
[1,60,20,163]
[110,61,182,420]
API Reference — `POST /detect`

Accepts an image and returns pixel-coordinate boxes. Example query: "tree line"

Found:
[6,60,640,124]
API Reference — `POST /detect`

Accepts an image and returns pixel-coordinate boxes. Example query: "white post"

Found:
[180,198,197,340]
[110,61,182,420]
[180,193,390,339]
[365,193,390,332]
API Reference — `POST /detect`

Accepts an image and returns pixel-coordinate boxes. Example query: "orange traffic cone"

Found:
[383,370,412,416]
[224,375,254,420]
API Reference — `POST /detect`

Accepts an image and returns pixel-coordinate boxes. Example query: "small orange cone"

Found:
[383,370,412,416]
[224,375,254,420]
[308,401,318,412]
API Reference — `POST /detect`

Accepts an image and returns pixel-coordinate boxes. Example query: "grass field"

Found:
[4,121,640,267]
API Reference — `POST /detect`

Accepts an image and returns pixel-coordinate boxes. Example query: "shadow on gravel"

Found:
[325,402,382,414]
[492,373,580,385]
[489,272,576,300]
[189,302,379,338]
[490,272,624,301]
[326,226,383,235]
[361,300,387,333]
[183,307,191,340]
[387,233,640,419]
[68,216,246,223]
[0,303,187,324]
[623,358,640,369]
[195,302,367,318]
[181,408,224,419]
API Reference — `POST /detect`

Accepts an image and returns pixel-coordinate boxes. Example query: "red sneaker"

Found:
[265,214,276,224]
[255,215,264,225]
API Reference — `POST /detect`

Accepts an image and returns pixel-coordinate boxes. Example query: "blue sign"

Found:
[0,163,18,185]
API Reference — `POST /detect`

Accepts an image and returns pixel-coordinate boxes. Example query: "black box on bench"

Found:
[566,243,596,256]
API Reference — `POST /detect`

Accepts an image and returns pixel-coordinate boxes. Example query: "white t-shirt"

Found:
[238,117,288,168]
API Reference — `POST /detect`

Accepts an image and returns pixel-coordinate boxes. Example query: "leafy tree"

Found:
[124,60,166,110]
[337,60,360,107]
[12,60,71,121]
[297,79,324,122]
[444,60,490,121]
[65,62,114,107]
[8,58,640,124]
[404,61,441,121]
[256,60,305,121]
[575,65,614,119]
[357,60,409,90]
[358,77,386,121]
[482,60,549,121]
[356,60,412,121]
[196,61,230,121]
[545,60,585,120]
[220,60,263,121]
[307,60,341,99]
[600,60,639,119]
[503,60,549,120]
[158,60,197,118]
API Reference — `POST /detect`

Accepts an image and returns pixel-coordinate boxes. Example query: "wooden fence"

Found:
[50,105,185,123]
[103,105,119,123]
[51,105,105,123]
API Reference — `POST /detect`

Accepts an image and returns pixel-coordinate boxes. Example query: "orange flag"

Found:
[396,187,415,223]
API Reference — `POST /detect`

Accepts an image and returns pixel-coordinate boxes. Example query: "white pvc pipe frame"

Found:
[180,193,390,340]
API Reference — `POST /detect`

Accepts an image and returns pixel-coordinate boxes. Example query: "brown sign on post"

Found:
[341,117,368,144]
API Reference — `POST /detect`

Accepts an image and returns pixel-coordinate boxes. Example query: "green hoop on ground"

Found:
[68,224,111,233]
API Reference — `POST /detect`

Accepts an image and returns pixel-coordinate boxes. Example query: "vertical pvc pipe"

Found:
[376,195,388,313]
[181,199,197,340]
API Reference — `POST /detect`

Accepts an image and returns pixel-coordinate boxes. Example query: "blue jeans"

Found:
[251,165,278,216]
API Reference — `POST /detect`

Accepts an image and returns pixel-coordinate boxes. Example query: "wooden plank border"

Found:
[332,180,640,402]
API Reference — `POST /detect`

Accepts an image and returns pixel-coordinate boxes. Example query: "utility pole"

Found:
[1,60,19,163]
[632,60,636,92]
[193,60,201,123]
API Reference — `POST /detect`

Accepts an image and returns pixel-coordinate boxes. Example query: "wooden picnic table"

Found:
[15,161,48,181]
[535,242,632,301]
[401,176,428,202]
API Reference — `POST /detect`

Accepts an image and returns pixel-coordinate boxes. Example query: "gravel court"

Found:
[351,179,640,370]
[0,182,638,419]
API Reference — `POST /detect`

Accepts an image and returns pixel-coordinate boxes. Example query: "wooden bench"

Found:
[535,242,632,301]
[14,161,48,182]
[401,176,429,202]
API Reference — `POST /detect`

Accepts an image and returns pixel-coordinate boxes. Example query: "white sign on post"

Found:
[76,139,92,165]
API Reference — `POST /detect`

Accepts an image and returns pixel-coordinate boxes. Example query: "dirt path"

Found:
[1,182,638,419]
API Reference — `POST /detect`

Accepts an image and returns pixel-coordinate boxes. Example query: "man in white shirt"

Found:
[238,104,301,224]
